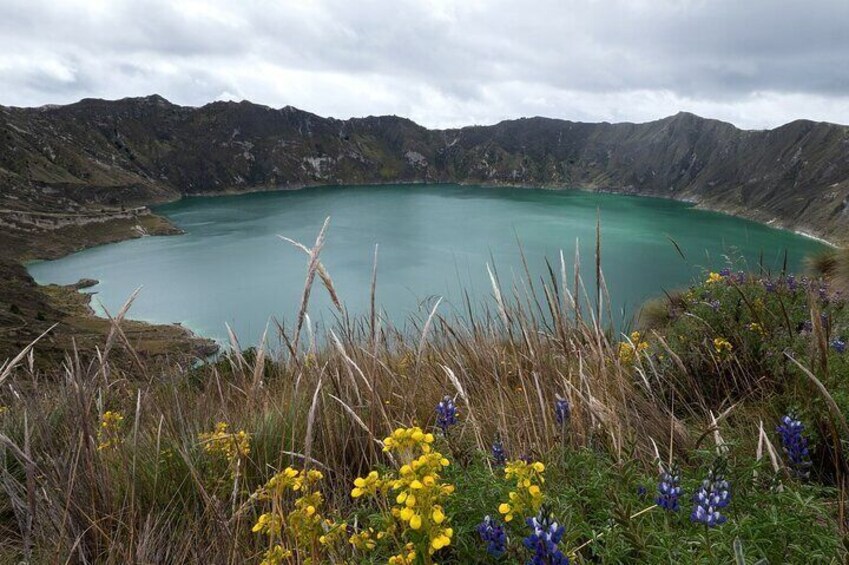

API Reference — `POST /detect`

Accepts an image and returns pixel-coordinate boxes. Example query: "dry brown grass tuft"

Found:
[0,225,833,562]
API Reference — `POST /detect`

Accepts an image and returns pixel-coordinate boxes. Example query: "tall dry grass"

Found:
[0,219,837,562]
[809,246,849,293]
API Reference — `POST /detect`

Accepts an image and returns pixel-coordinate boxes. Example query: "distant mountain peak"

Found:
[0,96,847,244]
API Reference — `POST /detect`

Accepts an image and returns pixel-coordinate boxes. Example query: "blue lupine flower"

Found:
[523,509,569,565]
[477,515,507,557]
[787,274,797,291]
[554,395,571,427]
[690,466,731,527]
[655,463,681,512]
[763,279,776,293]
[637,485,647,498]
[436,395,458,433]
[719,268,731,278]
[832,338,846,354]
[492,439,507,467]
[777,414,812,478]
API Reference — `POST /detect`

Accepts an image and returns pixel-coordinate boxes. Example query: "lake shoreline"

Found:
[0,213,218,363]
[21,183,836,348]
[155,181,843,249]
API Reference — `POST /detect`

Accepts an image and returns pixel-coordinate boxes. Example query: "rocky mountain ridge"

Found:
[1,95,848,243]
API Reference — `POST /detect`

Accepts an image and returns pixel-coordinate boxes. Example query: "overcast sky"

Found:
[1,0,848,129]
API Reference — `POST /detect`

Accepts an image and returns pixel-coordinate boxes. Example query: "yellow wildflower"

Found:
[349,528,378,551]
[713,337,733,355]
[499,460,546,522]
[706,272,724,284]
[318,518,348,546]
[618,331,649,364]
[351,470,385,498]
[258,544,293,565]
[97,410,124,451]
[388,543,417,565]
[383,426,435,457]
[199,422,250,463]
[354,426,454,560]
[252,512,282,536]
[252,467,331,560]
[747,322,765,335]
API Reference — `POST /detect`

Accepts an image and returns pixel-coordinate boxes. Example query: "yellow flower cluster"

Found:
[383,426,436,455]
[258,545,292,565]
[351,426,455,561]
[199,422,251,464]
[392,452,454,551]
[713,337,733,355]
[747,322,765,335]
[706,272,724,284]
[97,410,124,451]
[348,527,381,551]
[388,543,417,564]
[618,331,649,364]
[351,470,386,498]
[498,460,545,522]
[253,467,343,564]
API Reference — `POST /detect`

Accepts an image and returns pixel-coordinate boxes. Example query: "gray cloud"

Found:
[1,0,848,128]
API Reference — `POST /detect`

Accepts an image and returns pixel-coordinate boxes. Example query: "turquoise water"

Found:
[28,184,825,345]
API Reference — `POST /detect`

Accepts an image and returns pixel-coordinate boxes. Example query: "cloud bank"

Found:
[1,0,848,129]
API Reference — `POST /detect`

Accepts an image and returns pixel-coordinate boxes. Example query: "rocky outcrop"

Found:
[1,97,848,243]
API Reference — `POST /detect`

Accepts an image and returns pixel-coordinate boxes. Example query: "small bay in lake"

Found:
[28,184,825,346]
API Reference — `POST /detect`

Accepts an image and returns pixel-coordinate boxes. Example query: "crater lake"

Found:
[28,184,826,346]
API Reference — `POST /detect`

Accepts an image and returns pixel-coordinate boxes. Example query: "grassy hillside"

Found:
[1,228,847,563]
[0,214,217,366]
[2,97,848,244]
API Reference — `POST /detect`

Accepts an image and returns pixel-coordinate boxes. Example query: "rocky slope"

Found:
[1,95,848,243]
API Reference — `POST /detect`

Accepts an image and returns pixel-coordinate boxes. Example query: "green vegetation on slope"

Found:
[1,97,848,244]
[1,235,848,563]
[0,210,217,366]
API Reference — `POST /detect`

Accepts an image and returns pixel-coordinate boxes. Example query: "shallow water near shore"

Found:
[28,184,825,345]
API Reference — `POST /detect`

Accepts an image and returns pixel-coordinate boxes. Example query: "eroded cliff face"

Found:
[2,96,848,242]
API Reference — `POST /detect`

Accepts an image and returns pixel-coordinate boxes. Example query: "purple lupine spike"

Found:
[491,439,507,467]
[777,414,812,479]
[763,279,776,293]
[523,509,569,565]
[690,465,731,527]
[554,395,571,427]
[787,274,797,292]
[477,515,507,557]
[655,463,681,512]
[435,395,458,433]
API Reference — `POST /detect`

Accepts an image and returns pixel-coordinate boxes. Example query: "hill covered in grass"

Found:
[3,96,847,368]
[1,233,847,563]
[2,97,849,563]
[1,96,848,244]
